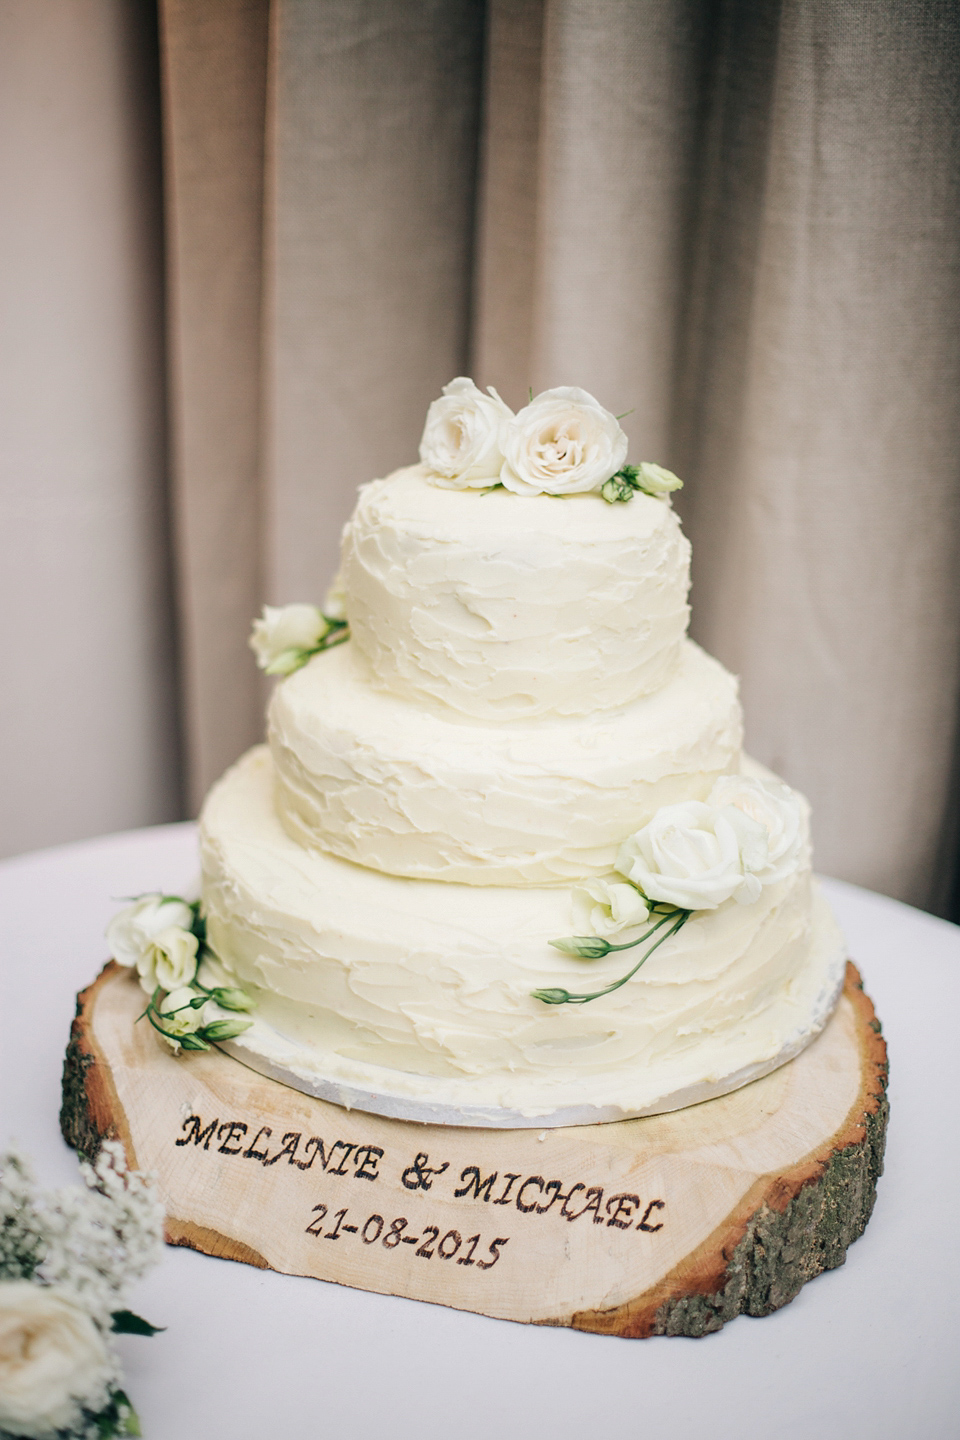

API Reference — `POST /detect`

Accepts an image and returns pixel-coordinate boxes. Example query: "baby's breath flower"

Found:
[0,1142,163,1439]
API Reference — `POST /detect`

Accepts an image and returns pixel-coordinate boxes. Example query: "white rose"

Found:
[157,986,207,1052]
[106,894,193,970]
[137,926,199,995]
[615,800,770,911]
[0,1282,112,1438]
[572,878,650,937]
[710,774,805,885]
[419,377,513,488]
[500,386,628,496]
[249,603,329,675]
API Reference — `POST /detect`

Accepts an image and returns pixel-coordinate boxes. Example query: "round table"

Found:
[2,822,958,1440]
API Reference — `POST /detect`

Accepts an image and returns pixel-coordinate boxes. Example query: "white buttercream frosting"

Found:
[340,465,691,720]
[269,638,742,884]
[199,748,846,1117]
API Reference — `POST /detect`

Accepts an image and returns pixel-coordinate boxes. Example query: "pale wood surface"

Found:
[62,960,887,1337]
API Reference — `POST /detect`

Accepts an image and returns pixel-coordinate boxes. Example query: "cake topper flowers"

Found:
[500,386,628,495]
[419,377,512,487]
[535,775,805,1005]
[418,377,682,503]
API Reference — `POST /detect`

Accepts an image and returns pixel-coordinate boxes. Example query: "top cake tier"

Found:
[341,465,691,721]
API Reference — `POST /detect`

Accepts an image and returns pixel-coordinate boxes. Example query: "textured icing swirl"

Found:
[199,748,844,1115]
[269,639,743,884]
[340,465,691,720]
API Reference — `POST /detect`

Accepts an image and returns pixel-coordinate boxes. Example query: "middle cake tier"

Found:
[269,637,743,884]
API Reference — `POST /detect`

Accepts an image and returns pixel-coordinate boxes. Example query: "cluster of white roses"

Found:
[0,1143,164,1440]
[573,775,806,938]
[419,378,682,500]
[106,894,254,1053]
[249,578,348,677]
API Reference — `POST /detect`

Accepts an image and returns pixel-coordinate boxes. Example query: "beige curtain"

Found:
[4,0,959,918]
[0,0,179,859]
[474,0,960,905]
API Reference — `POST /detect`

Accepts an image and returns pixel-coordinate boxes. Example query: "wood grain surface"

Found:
[62,961,887,1337]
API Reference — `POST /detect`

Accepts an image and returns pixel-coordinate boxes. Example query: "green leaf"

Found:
[189,908,207,947]
[90,1389,142,1439]
[111,1309,165,1336]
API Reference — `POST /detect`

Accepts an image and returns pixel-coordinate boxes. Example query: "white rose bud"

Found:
[106,894,193,970]
[709,774,806,886]
[157,986,207,1052]
[249,603,330,675]
[137,926,199,996]
[572,878,650,938]
[0,1282,112,1438]
[419,377,514,488]
[322,575,348,622]
[500,386,629,496]
[615,800,770,911]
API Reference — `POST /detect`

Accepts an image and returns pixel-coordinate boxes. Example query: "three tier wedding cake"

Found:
[193,381,846,1126]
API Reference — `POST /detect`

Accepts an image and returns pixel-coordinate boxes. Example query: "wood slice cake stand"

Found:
[61,961,887,1339]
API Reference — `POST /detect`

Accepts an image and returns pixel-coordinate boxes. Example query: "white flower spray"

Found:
[106,894,255,1053]
[537,775,806,1006]
[0,1142,165,1439]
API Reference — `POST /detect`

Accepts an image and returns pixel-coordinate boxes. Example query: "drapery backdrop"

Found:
[2,0,959,919]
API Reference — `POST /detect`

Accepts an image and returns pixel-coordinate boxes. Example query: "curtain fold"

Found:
[159,0,270,812]
[264,0,486,603]
[5,0,960,918]
[675,0,960,906]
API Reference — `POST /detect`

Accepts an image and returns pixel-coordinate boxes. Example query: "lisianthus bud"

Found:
[601,475,635,504]
[209,986,256,1012]
[633,461,682,496]
[549,936,612,959]
[531,988,572,1005]
[200,1017,254,1042]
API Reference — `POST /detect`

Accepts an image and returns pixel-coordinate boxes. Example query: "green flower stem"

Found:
[141,992,212,1051]
[534,910,690,1006]
[263,620,351,676]
[549,904,677,959]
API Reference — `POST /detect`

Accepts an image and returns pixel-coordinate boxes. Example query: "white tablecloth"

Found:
[2,822,959,1440]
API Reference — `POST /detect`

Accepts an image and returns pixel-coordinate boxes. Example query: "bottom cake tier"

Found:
[198,746,847,1124]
